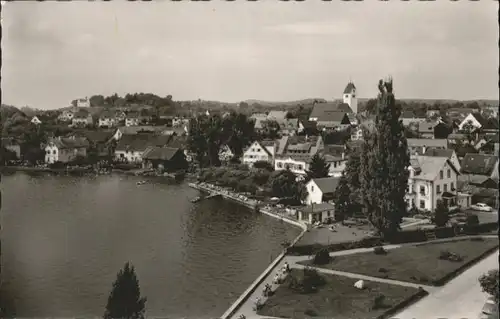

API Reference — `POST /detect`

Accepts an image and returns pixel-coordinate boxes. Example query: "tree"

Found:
[253,160,274,171]
[359,79,410,237]
[89,95,105,107]
[260,120,280,139]
[333,146,362,219]
[306,154,330,179]
[479,269,499,302]
[104,262,147,319]
[267,169,307,203]
[461,120,476,144]
[432,200,449,227]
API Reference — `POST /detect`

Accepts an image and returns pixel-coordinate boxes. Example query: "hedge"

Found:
[286,236,382,256]
[463,222,499,235]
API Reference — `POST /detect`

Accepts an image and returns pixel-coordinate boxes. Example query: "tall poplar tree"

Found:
[360,79,410,237]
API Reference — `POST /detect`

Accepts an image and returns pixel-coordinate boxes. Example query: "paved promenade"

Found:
[393,248,499,319]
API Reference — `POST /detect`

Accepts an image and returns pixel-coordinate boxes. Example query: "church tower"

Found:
[343,81,357,114]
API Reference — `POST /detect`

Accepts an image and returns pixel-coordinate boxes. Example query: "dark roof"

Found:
[83,131,114,144]
[322,144,346,157]
[316,111,350,123]
[299,120,317,130]
[460,153,498,176]
[418,121,437,134]
[311,177,340,194]
[343,82,356,94]
[74,110,90,119]
[424,148,454,158]
[126,111,140,119]
[167,135,187,148]
[470,112,488,126]
[310,103,352,120]
[49,137,89,149]
[100,110,115,119]
[452,144,477,158]
[482,117,499,130]
[142,147,180,161]
[301,202,336,213]
[115,134,171,152]
[401,111,416,118]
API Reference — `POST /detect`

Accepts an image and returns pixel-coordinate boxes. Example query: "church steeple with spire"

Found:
[343,81,357,114]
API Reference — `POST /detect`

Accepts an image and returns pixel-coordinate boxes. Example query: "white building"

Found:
[76,97,90,107]
[325,154,347,177]
[242,140,276,167]
[298,203,337,224]
[407,138,448,155]
[98,111,116,128]
[305,177,340,205]
[31,116,42,125]
[58,110,75,122]
[274,154,310,175]
[458,113,483,131]
[125,112,140,127]
[342,81,358,114]
[406,155,460,212]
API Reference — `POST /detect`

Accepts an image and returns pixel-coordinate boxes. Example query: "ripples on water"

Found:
[0,173,300,318]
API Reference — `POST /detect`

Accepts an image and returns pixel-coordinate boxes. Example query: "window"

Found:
[311,185,314,192]
[439,170,443,179]
[437,185,441,194]
[334,162,337,168]
[451,182,455,190]
[420,186,425,195]
[444,184,448,192]
[277,162,283,168]
[447,169,451,178]
[298,165,303,170]
[52,150,56,155]
[420,200,425,209]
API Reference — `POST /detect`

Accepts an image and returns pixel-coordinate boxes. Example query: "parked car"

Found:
[478,297,498,319]
[471,203,493,212]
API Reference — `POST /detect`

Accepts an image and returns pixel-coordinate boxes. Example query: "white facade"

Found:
[72,116,92,127]
[114,150,143,163]
[458,113,482,131]
[99,117,116,128]
[45,144,59,164]
[343,86,358,114]
[31,116,42,125]
[274,157,309,175]
[125,117,139,127]
[305,179,323,205]
[76,98,90,107]
[242,141,275,167]
[58,110,74,122]
[406,159,460,212]
[327,158,347,177]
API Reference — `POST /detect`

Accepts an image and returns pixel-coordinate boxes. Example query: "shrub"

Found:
[372,294,386,310]
[466,214,480,226]
[253,160,274,171]
[439,250,463,262]
[479,269,499,302]
[470,237,485,241]
[304,309,318,317]
[300,267,326,294]
[373,246,387,255]
[313,249,330,265]
[378,267,388,273]
[432,200,450,227]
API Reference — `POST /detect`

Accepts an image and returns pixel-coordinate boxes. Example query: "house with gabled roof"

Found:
[458,112,499,137]
[407,138,447,155]
[242,140,276,167]
[459,153,499,189]
[114,134,171,163]
[316,111,351,131]
[298,202,337,224]
[125,111,140,127]
[305,177,340,205]
[274,135,324,175]
[401,111,427,127]
[71,110,93,127]
[142,146,187,171]
[406,155,461,212]
[44,136,90,164]
[417,121,439,139]
[423,148,461,172]
[98,110,116,128]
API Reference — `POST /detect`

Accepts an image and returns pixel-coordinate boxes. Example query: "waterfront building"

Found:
[305,177,340,205]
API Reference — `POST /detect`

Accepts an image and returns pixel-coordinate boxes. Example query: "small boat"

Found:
[191,196,202,203]
[136,180,146,185]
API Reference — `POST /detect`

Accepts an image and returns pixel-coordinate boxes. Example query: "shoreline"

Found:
[187,182,307,319]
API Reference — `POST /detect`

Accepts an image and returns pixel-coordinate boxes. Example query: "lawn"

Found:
[300,237,499,286]
[298,223,373,246]
[257,269,423,319]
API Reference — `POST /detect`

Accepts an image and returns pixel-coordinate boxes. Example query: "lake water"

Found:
[0,173,300,318]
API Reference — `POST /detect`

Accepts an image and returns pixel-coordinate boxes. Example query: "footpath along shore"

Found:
[187,182,308,319]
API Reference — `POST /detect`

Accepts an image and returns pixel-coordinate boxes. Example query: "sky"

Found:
[1,1,498,110]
